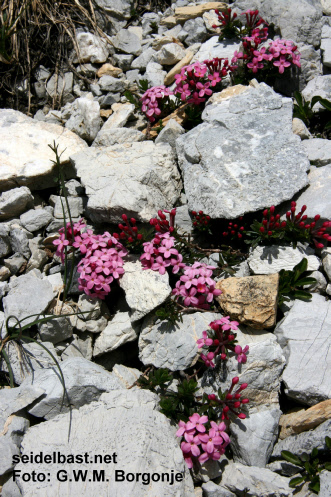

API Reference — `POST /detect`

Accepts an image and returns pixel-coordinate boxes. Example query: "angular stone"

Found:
[156,43,186,65]
[95,102,134,131]
[96,63,122,78]
[132,47,157,70]
[161,3,227,23]
[230,407,281,467]
[274,294,331,405]
[0,225,11,257]
[233,0,323,47]
[321,24,331,68]
[92,127,144,147]
[164,50,195,85]
[64,97,102,142]
[220,462,291,497]
[119,260,172,321]
[272,419,331,459]
[94,0,134,18]
[93,312,140,356]
[295,165,331,221]
[200,327,285,408]
[0,265,10,281]
[302,138,331,166]
[74,31,110,63]
[22,357,127,419]
[248,244,320,275]
[46,72,73,101]
[322,247,331,280]
[302,75,331,110]
[38,315,73,344]
[70,142,181,223]
[139,312,219,371]
[53,196,84,219]
[176,83,309,219]
[16,402,193,496]
[146,61,167,86]
[192,37,241,63]
[183,18,208,45]
[113,53,134,71]
[155,119,185,150]
[292,118,310,139]
[0,110,87,191]
[279,400,331,439]
[3,271,54,326]
[320,470,331,497]
[61,333,93,361]
[0,187,34,221]
[0,414,29,477]
[322,0,331,15]
[112,29,142,56]
[202,481,236,496]
[20,208,52,232]
[98,74,125,93]
[216,274,279,329]
[0,383,45,421]
[9,226,31,259]
[0,340,58,385]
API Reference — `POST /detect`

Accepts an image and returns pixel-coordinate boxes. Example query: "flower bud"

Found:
[239,383,248,390]
[226,393,233,400]
[130,218,136,224]
[270,206,275,214]
[263,209,268,217]
[314,214,321,221]
[238,413,246,419]
[220,353,227,360]
[241,398,249,404]
[233,401,241,408]
[208,394,216,400]
[122,214,128,221]
[213,339,220,346]
[301,205,307,212]
[259,226,265,233]
[232,377,239,385]
[281,221,287,228]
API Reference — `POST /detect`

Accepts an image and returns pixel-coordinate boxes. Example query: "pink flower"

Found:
[188,413,208,433]
[235,344,249,363]
[208,72,222,86]
[197,330,213,349]
[273,55,291,74]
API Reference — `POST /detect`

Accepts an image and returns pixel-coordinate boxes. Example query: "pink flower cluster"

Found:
[53,219,86,263]
[174,59,234,105]
[208,377,249,421]
[235,32,301,74]
[141,85,173,123]
[172,262,221,309]
[197,318,249,367]
[176,414,230,468]
[150,209,176,234]
[53,219,127,299]
[76,231,127,299]
[140,233,185,275]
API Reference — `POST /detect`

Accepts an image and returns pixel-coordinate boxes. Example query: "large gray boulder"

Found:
[15,397,194,496]
[233,0,323,47]
[139,312,219,371]
[275,295,331,406]
[20,357,131,419]
[3,270,54,326]
[176,83,310,219]
[0,109,87,191]
[70,142,182,223]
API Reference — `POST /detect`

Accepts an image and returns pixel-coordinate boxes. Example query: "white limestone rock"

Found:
[274,294,331,405]
[0,187,34,221]
[74,30,110,64]
[248,244,320,275]
[119,260,172,321]
[302,138,331,166]
[15,402,194,497]
[70,142,182,224]
[139,312,219,371]
[0,109,87,191]
[176,83,310,219]
[294,165,331,221]
[93,312,140,356]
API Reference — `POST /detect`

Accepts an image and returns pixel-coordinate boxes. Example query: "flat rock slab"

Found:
[70,142,182,223]
[20,357,128,420]
[192,37,241,63]
[0,109,87,191]
[230,407,281,468]
[176,83,310,219]
[248,244,320,274]
[274,294,331,405]
[93,312,140,356]
[294,165,331,220]
[302,138,331,166]
[3,271,54,326]
[139,312,219,371]
[220,462,291,497]
[119,260,172,321]
[216,274,279,329]
[15,402,193,497]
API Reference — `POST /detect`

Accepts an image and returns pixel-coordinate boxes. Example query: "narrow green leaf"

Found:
[324,462,331,470]
[289,476,305,487]
[293,290,312,300]
[311,447,318,459]
[281,450,302,466]
[311,95,322,109]
[317,98,331,112]
[325,436,331,449]
[1,349,14,387]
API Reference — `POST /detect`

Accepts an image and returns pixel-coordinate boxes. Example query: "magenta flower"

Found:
[188,413,208,433]
[234,344,249,363]
[273,55,291,74]
[196,330,213,349]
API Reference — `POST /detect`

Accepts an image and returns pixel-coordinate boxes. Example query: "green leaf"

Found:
[0,349,14,387]
[324,462,331,470]
[308,481,320,494]
[281,450,302,466]
[325,436,331,449]
[294,91,304,109]
[317,97,331,112]
[292,290,313,300]
[311,95,322,109]
[293,258,308,281]
[295,277,317,286]
[311,447,318,459]
[325,120,331,130]
[289,476,305,487]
